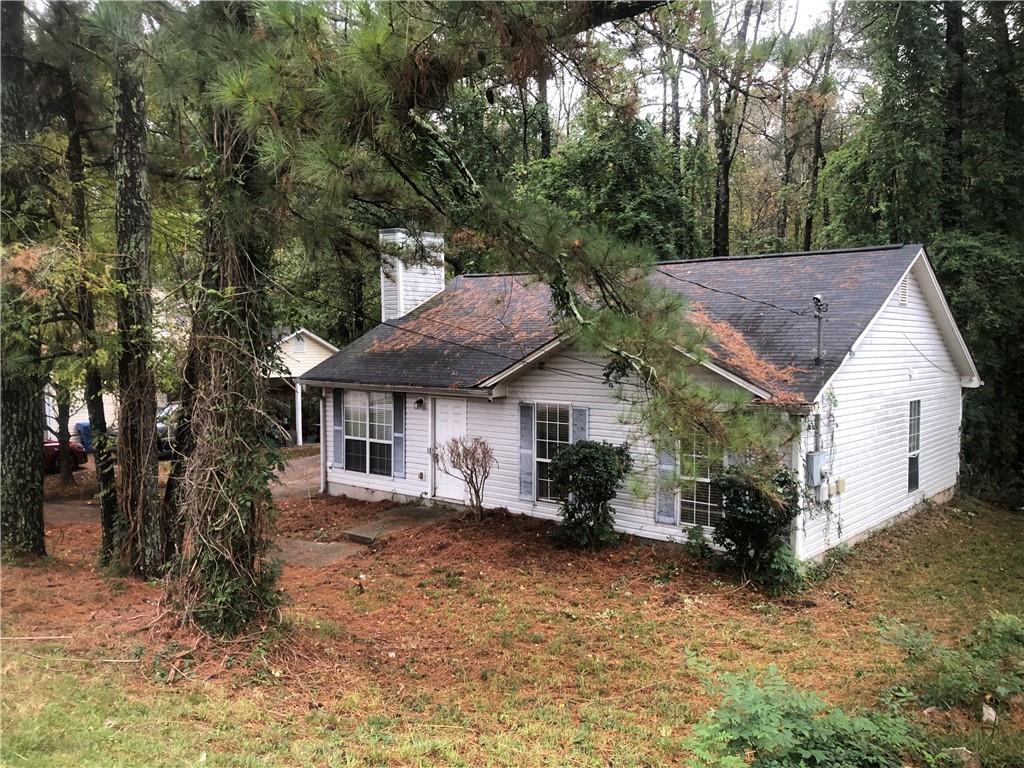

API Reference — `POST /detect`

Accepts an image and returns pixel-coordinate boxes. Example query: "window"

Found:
[908,399,921,492]
[536,403,570,501]
[344,391,392,475]
[679,434,723,527]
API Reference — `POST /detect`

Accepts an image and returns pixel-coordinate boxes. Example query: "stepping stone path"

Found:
[276,504,454,568]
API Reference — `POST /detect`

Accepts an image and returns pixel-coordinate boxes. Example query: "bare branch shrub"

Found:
[434,436,497,519]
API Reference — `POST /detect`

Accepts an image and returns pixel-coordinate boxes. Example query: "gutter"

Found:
[297,378,507,399]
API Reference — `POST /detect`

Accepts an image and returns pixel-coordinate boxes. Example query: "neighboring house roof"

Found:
[301,244,979,403]
[272,326,340,352]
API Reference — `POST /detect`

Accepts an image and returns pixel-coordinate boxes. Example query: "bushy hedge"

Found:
[550,440,632,549]
[712,465,802,592]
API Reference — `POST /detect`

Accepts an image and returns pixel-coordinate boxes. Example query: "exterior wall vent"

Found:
[379,229,445,321]
[897,274,909,305]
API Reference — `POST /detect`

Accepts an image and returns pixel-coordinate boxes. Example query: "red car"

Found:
[42,440,88,474]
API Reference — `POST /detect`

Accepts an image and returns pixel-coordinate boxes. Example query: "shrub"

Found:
[686,668,920,768]
[885,612,1024,710]
[549,440,632,550]
[760,544,805,596]
[435,436,497,520]
[712,464,801,587]
[683,523,712,559]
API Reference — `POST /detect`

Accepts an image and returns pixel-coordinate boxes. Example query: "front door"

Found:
[433,397,467,501]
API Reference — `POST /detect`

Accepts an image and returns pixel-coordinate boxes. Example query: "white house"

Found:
[300,234,980,560]
[270,327,339,446]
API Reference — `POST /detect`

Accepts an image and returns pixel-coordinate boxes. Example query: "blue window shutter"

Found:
[519,402,535,501]
[570,406,589,443]
[332,390,345,466]
[655,443,677,524]
[392,393,406,479]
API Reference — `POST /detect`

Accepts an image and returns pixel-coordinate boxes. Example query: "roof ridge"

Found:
[658,243,917,265]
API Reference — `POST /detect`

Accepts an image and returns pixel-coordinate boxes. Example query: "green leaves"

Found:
[687,668,919,768]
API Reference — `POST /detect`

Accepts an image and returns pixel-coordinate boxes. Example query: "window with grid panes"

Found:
[535,403,570,501]
[678,433,723,527]
[344,391,393,475]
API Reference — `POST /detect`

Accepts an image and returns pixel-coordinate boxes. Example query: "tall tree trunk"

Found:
[169,1,279,635]
[802,2,837,251]
[113,11,162,576]
[711,0,756,259]
[56,385,75,485]
[941,1,965,228]
[55,0,121,562]
[0,0,46,558]
[670,48,681,185]
[537,64,552,159]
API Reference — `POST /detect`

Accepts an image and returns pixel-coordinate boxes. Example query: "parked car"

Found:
[42,440,87,474]
[107,402,181,459]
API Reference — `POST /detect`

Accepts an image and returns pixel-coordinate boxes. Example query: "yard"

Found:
[2,496,1022,767]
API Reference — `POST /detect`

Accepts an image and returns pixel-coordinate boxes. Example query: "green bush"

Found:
[686,668,920,768]
[885,612,1024,710]
[712,465,801,588]
[550,440,632,550]
[760,544,806,596]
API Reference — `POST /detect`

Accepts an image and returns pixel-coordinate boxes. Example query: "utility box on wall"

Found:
[805,450,826,487]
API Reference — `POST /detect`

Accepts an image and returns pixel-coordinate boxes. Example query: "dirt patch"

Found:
[274,494,395,541]
[44,465,98,501]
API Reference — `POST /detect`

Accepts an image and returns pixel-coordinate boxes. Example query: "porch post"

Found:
[294,381,303,446]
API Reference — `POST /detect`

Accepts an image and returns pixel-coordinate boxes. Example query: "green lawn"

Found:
[2,497,1022,767]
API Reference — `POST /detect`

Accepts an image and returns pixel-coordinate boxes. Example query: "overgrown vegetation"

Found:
[550,440,633,550]
[686,669,921,768]
[885,612,1024,711]
[713,464,803,593]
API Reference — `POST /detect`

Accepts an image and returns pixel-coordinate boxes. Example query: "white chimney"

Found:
[379,228,445,321]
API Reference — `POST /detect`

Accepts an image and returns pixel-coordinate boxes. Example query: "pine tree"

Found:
[1,0,46,558]
[111,3,162,576]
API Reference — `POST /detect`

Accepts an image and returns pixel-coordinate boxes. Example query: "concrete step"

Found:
[342,504,451,545]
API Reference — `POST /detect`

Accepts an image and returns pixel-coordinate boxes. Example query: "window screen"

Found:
[679,434,723,527]
[343,391,393,476]
[535,403,570,501]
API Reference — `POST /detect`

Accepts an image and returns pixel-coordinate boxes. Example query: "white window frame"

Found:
[343,390,393,476]
[535,401,571,502]
[678,432,724,528]
[908,399,921,492]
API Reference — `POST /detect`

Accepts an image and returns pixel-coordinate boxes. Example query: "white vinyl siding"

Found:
[277,332,336,379]
[797,268,963,559]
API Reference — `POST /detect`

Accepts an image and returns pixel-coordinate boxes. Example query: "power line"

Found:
[654,267,813,318]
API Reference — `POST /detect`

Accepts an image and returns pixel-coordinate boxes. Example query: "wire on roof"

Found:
[654,268,813,318]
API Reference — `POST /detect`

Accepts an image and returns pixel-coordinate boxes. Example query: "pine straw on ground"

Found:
[2,497,1022,764]
[274,494,395,540]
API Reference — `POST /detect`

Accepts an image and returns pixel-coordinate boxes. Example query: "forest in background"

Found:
[2,0,1022,632]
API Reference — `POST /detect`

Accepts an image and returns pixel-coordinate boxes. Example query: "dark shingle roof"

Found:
[301,244,923,403]
[301,274,556,390]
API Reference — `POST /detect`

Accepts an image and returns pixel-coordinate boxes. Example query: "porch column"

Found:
[294,381,303,446]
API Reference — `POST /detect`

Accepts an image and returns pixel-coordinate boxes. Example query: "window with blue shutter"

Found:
[570,406,589,444]
[655,444,678,524]
[519,402,535,500]
[332,390,344,466]
[393,393,406,479]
